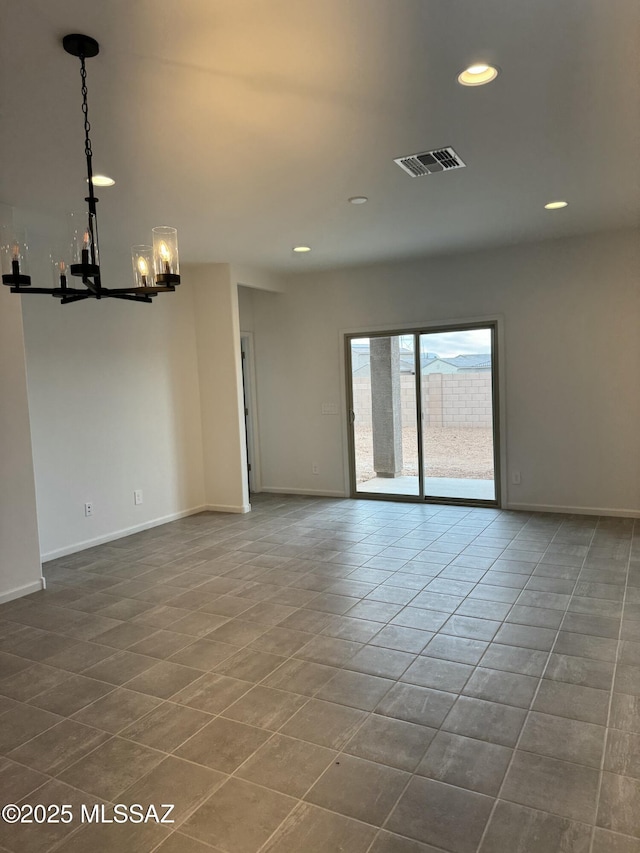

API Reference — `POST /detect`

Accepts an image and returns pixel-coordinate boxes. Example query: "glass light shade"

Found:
[152,226,179,277]
[131,245,154,288]
[50,252,69,288]
[1,225,30,278]
[68,211,99,267]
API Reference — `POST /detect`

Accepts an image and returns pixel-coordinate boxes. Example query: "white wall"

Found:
[190,263,250,513]
[22,267,206,560]
[0,283,43,600]
[241,228,640,516]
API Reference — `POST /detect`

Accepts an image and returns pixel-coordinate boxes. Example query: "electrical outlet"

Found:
[312,463,319,475]
[84,502,94,517]
[512,471,521,485]
[134,489,143,505]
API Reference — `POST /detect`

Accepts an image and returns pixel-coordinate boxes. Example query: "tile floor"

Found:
[0,494,639,853]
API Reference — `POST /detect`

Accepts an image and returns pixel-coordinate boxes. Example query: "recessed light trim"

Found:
[348,196,368,204]
[293,245,311,253]
[544,200,569,209]
[457,64,499,86]
[87,174,115,187]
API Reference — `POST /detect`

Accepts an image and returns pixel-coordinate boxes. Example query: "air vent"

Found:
[394,147,466,177]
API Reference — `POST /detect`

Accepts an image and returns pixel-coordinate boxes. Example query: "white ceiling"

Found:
[2,0,639,272]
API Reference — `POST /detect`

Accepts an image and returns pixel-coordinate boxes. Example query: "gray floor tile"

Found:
[175,716,270,772]
[592,828,640,852]
[316,669,394,710]
[211,647,287,682]
[545,652,615,690]
[479,799,592,853]
[7,718,109,774]
[402,656,474,692]
[610,693,640,734]
[72,687,162,733]
[280,698,366,749]
[123,660,203,698]
[345,645,415,678]
[479,643,549,676]
[28,673,113,716]
[441,614,502,641]
[121,702,211,751]
[605,730,640,780]
[423,634,488,664]
[221,684,308,729]
[507,604,565,629]
[121,755,226,827]
[368,624,433,653]
[501,750,599,822]
[553,630,618,661]
[59,736,165,800]
[237,734,336,797]
[0,704,61,753]
[345,713,436,770]
[172,672,252,713]
[0,759,48,803]
[370,831,445,853]
[5,499,639,853]
[376,682,456,727]
[305,754,409,825]
[387,775,494,853]
[463,667,538,708]
[597,772,640,837]
[154,833,225,853]
[261,802,377,853]
[417,730,512,795]
[533,679,610,724]
[0,779,107,853]
[182,777,296,852]
[493,623,558,651]
[442,696,527,746]
[519,711,606,767]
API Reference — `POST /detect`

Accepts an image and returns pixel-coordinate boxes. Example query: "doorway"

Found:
[346,323,500,506]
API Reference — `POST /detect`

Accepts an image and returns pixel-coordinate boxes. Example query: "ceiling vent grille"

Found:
[394,147,466,177]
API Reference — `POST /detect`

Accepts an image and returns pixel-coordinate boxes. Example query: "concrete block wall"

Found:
[353,372,492,428]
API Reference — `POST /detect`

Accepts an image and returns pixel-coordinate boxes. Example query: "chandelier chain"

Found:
[80,55,93,160]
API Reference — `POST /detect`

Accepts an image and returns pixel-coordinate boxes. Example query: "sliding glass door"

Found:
[349,334,420,496]
[347,324,499,506]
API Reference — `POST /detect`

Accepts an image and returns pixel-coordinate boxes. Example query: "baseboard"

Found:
[204,503,252,514]
[506,501,640,519]
[40,505,210,561]
[0,577,46,605]
[260,487,347,498]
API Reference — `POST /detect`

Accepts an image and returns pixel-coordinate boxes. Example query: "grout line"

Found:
[587,519,635,853]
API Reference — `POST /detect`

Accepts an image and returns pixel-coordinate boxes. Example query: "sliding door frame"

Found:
[344,320,502,508]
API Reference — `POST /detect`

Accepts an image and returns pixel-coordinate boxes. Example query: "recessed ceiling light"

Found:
[348,196,368,204]
[544,201,568,209]
[87,175,115,187]
[293,245,311,253]
[457,64,499,86]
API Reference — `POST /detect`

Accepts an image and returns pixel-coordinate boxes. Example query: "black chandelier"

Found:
[1,34,180,305]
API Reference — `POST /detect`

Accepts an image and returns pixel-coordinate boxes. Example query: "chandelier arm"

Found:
[61,293,93,305]
[108,293,154,303]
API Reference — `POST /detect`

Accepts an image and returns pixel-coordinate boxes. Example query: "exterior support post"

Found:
[370,337,403,477]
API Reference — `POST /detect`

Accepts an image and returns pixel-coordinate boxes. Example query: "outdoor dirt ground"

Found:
[355,426,495,483]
